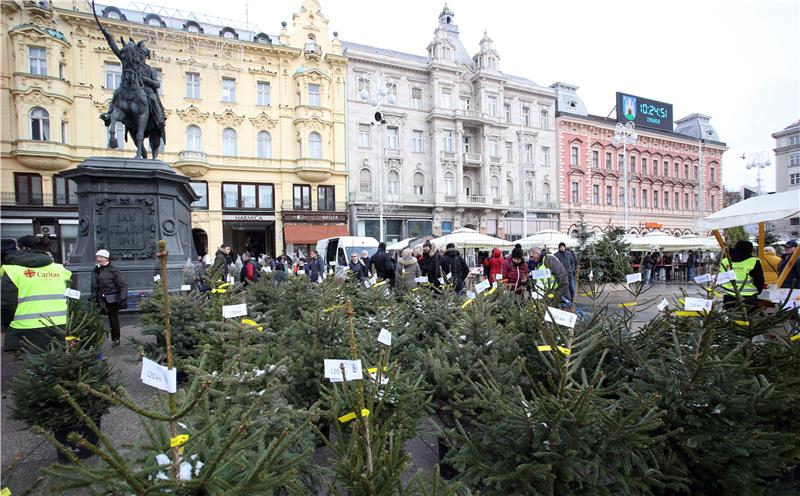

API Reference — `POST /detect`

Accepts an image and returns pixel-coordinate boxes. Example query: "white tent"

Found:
[518,229,579,249]
[628,230,703,252]
[680,234,722,251]
[427,227,513,250]
[697,189,800,231]
[387,238,414,251]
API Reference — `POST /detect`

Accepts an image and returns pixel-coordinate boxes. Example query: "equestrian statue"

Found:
[93,1,166,159]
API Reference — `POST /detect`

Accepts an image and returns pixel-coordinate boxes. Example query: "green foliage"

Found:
[134,285,207,365]
[574,217,631,283]
[724,225,749,245]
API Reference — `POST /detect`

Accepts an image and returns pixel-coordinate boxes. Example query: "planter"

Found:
[53,419,101,461]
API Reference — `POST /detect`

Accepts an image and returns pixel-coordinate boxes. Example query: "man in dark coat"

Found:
[418,240,441,286]
[369,242,396,286]
[438,243,469,293]
[307,250,326,283]
[240,252,261,286]
[778,240,800,289]
[554,242,579,300]
[348,252,369,280]
[212,244,231,281]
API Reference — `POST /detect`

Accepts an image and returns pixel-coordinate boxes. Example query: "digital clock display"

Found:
[616,92,673,132]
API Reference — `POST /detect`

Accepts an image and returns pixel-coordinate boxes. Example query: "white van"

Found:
[316,236,379,268]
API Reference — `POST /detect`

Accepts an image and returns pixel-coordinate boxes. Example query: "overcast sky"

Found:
[103,0,799,192]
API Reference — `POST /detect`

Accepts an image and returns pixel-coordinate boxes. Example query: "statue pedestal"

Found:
[63,157,199,307]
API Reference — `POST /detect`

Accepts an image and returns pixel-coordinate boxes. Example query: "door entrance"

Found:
[223,222,275,259]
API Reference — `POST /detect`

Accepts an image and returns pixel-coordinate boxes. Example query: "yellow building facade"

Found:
[0,0,348,262]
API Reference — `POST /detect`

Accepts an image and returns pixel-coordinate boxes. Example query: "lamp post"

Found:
[612,121,638,232]
[744,151,771,196]
[358,70,396,241]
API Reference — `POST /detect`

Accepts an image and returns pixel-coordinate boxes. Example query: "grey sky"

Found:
[102,0,799,192]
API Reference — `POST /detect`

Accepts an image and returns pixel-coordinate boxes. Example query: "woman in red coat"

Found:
[502,247,529,295]
[485,247,506,284]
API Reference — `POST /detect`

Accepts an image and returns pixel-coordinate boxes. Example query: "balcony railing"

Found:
[443,195,457,203]
[440,151,456,160]
[493,198,503,205]
[384,148,402,158]
[349,192,434,204]
[509,199,561,210]
[463,152,481,164]
[466,195,485,204]
[280,200,347,211]
[178,150,208,163]
[1,192,52,206]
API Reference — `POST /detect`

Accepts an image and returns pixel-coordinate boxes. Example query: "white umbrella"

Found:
[628,230,703,252]
[680,234,722,252]
[697,189,800,231]
[387,237,414,251]
[427,227,513,250]
[518,229,579,250]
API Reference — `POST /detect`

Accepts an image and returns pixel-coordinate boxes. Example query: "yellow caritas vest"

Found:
[4,262,71,329]
[719,257,758,297]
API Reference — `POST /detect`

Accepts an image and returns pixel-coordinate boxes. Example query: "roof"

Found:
[783,119,800,131]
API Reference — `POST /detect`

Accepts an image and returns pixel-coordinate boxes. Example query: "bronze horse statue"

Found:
[93,1,166,159]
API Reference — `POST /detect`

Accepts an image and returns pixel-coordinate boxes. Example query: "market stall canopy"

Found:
[696,189,800,231]
[427,227,514,250]
[629,231,711,252]
[680,234,722,251]
[387,237,414,251]
[518,229,579,249]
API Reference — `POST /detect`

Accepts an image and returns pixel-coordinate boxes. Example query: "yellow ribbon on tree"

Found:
[537,345,571,356]
[241,318,264,332]
[1,487,11,496]
[674,310,702,317]
[170,434,190,454]
[338,408,370,423]
[461,298,474,309]
[484,286,497,296]
[618,302,637,308]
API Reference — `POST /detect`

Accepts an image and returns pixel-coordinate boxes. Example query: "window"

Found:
[790,136,800,145]
[525,181,533,201]
[542,146,550,166]
[570,146,579,166]
[61,121,67,143]
[791,217,800,226]
[257,131,272,158]
[664,193,669,209]
[543,183,551,202]
[641,157,647,175]
[524,144,533,164]
[29,107,49,141]
[694,165,699,180]
[630,187,636,207]
[653,190,659,208]
[606,185,613,205]
[14,173,43,205]
[620,189,625,207]
[710,194,715,210]
[489,139,499,158]
[308,132,322,158]
[684,192,690,210]
[386,126,399,149]
[674,192,680,210]
[618,154,625,171]
[105,62,121,90]
[222,128,237,156]
[460,97,471,111]
[787,154,799,167]
[506,179,514,201]
[186,72,200,98]
[442,129,454,152]
[505,142,513,163]
[257,82,270,106]
[462,136,471,154]
[571,181,579,203]
[710,167,715,182]
[539,109,549,128]
[592,184,599,205]
[222,77,236,102]
[444,172,455,196]
[413,172,425,195]
[464,176,473,197]
[54,176,78,205]
[411,87,422,109]
[189,181,208,209]
[318,185,335,210]
[694,193,699,210]
[629,156,636,173]
[28,46,46,75]
[521,106,530,127]
[605,152,612,170]
[790,173,800,186]
[663,160,668,176]
[358,124,371,148]
[387,171,400,195]
[412,130,424,152]
[359,168,372,192]
[504,103,511,123]
[59,63,66,79]
[308,83,320,106]
[440,88,452,109]
[487,96,498,116]
[642,189,648,208]
[674,163,679,177]
[684,163,690,179]
[293,184,311,210]
[490,176,500,198]
[186,125,202,151]
[592,150,599,169]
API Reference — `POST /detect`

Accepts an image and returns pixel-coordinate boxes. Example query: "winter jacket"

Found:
[485,248,506,283]
[1,250,57,327]
[502,260,529,294]
[212,250,229,279]
[369,249,396,285]
[418,251,441,285]
[554,249,578,275]
[530,254,569,301]
[760,253,782,286]
[90,262,129,311]
[240,260,261,285]
[722,247,764,292]
[778,252,800,289]
[642,254,654,271]
[348,260,369,280]
[307,257,326,283]
[438,248,469,291]
[395,255,422,289]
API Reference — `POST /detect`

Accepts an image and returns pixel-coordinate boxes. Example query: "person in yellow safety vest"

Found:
[528,247,569,303]
[718,240,764,312]
[1,235,71,352]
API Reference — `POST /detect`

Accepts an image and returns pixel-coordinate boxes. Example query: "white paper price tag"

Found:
[466,290,476,299]
[544,307,577,328]
[625,272,642,284]
[64,288,81,299]
[531,269,551,280]
[446,272,453,280]
[415,276,428,283]
[141,357,177,393]
[180,284,191,291]
[153,274,161,282]
[475,279,490,293]
[364,280,372,288]
[588,270,594,282]
[715,270,736,285]
[370,275,378,285]
[227,275,235,285]
[495,273,503,281]
[324,359,362,382]
[693,273,712,284]
[377,328,392,346]
[298,269,305,275]
[657,298,669,312]
[438,277,446,285]
[222,303,247,319]
[684,297,712,312]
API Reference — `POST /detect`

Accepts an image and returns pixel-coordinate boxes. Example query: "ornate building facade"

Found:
[771,119,800,239]
[0,0,348,262]
[553,84,726,236]
[344,6,559,243]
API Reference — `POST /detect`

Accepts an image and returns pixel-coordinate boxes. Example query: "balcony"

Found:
[466,195,485,204]
[440,151,456,161]
[349,192,434,205]
[175,150,210,178]
[11,140,74,171]
[463,152,482,165]
[509,199,561,211]
[493,198,503,206]
[443,195,457,203]
[384,148,402,159]
[280,200,347,212]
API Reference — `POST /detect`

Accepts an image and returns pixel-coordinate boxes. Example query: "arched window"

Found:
[388,170,400,195]
[143,14,165,27]
[29,107,49,141]
[183,21,203,33]
[543,182,551,202]
[102,6,126,20]
[463,175,472,196]
[254,32,272,44]
[526,180,533,201]
[359,168,372,192]
[413,172,425,195]
[490,175,499,198]
[220,27,238,40]
[444,172,455,196]
[506,179,514,201]
[257,130,272,158]
[308,131,322,158]
[186,125,201,151]
[305,34,317,53]
[222,128,237,156]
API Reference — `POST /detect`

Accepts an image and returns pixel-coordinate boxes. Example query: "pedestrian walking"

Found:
[369,242,396,286]
[642,252,654,284]
[418,240,441,286]
[438,243,469,293]
[484,247,506,286]
[686,250,698,281]
[554,242,579,300]
[395,248,422,290]
[240,252,261,286]
[212,244,231,282]
[307,250,326,283]
[90,249,128,347]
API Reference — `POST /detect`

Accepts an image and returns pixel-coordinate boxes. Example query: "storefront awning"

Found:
[283,224,349,244]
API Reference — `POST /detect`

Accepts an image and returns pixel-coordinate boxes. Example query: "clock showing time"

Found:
[616,92,674,132]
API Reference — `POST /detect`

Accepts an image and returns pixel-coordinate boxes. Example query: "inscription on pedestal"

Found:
[107,207,145,251]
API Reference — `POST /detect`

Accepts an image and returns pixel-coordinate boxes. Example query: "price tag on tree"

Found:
[531,269,551,280]
[693,273,712,284]
[377,328,392,346]
[495,273,502,281]
[625,272,642,284]
[543,307,578,328]
[227,275,235,285]
[153,274,161,282]
[446,272,453,280]
[180,284,191,291]
[684,297,712,312]
[715,270,736,285]
[466,290,476,299]
[140,357,177,393]
[475,279,490,294]
[657,298,669,312]
[324,359,363,382]
[222,303,247,319]
[64,288,81,299]
[438,277,446,285]
[588,270,594,281]
[415,276,428,283]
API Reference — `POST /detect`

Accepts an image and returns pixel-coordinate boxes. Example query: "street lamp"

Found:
[612,121,638,232]
[744,151,771,196]
[358,70,397,241]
